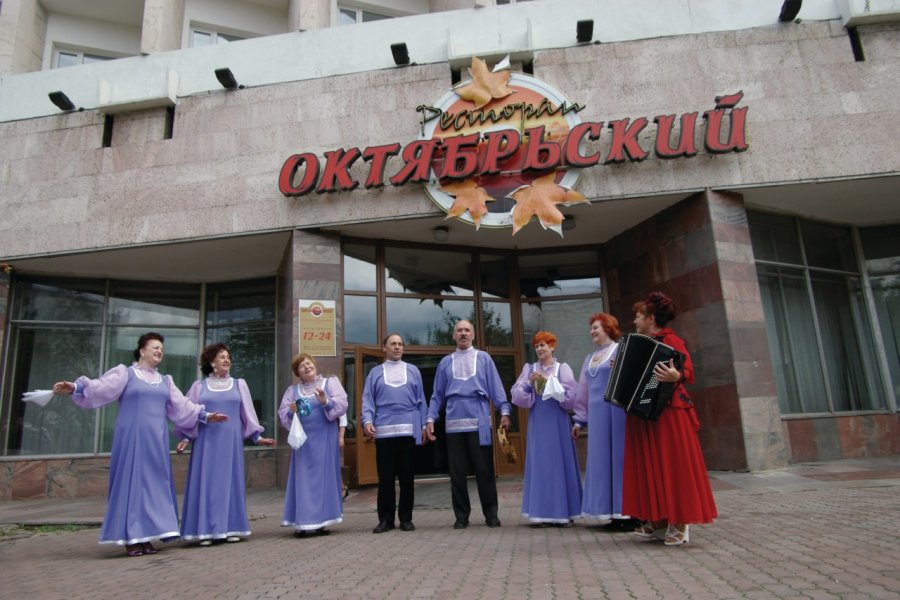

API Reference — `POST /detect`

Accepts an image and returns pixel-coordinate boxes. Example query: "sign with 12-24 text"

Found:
[299,300,336,356]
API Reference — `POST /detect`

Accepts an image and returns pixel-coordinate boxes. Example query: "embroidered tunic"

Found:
[361,360,428,442]
[426,348,511,445]
[511,360,583,523]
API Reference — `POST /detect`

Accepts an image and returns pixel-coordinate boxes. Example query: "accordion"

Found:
[604,333,685,420]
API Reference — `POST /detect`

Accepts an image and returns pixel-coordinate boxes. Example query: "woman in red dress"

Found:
[622,291,717,546]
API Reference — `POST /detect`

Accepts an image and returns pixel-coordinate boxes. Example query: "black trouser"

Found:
[446,431,498,522]
[375,436,416,524]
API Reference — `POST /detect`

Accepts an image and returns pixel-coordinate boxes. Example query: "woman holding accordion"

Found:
[623,291,717,546]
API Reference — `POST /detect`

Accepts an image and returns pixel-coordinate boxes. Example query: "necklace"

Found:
[132,365,162,388]
[589,343,617,376]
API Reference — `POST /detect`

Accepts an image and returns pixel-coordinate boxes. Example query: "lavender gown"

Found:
[177,378,264,541]
[71,364,204,546]
[279,376,348,531]
[511,361,583,524]
[572,343,627,521]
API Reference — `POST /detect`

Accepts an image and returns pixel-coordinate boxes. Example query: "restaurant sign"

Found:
[278,57,748,235]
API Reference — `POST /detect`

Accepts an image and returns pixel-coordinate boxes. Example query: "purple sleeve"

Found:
[71,364,129,409]
[361,368,378,426]
[510,364,535,409]
[414,367,428,426]
[556,362,579,411]
[322,377,348,422]
[172,380,202,440]
[237,378,265,441]
[483,354,511,416]
[427,358,450,422]
[164,376,204,431]
[572,355,590,427]
[278,386,295,430]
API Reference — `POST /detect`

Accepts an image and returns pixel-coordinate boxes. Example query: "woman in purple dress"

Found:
[51,332,227,557]
[279,353,348,536]
[511,331,582,526]
[175,343,275,546]
[571,313,629,528]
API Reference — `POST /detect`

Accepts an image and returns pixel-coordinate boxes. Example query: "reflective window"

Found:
[482,302,513,347]
[6,327,101,455]
[13,278,105,322]
[344,295,377,344]
[385,298,474,346]
[521,297,603,370]
[479,254,510,299]
[344,243,377,292]
[519,251,600,298]
[861,225,900,405]
[749,212,803,264]
[750,212,889,414]
[108,281,200,326]
[385,247,473,295]
[4,276,275,456]
[206,278,275,325]
[801,221,856,271]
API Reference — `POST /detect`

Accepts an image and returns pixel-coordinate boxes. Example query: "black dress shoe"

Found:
[399,521,415,531]
[453,519,469,529]
[372,521,395,534]
[485,517,502,528]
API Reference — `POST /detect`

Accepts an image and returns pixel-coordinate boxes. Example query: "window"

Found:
[749,212,888,415]
[2,276,276,456]
[54,49,113,69]
[860,225,900,407]
[190,28,246,47]
[337,6,393,25]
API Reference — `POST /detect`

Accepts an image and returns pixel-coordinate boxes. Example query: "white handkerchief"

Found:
[22,390,55,407]
[541,376,566,403]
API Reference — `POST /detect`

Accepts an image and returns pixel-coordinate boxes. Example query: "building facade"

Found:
[1,0,898,500]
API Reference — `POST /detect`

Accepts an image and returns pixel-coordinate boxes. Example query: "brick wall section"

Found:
[604,190,787,471]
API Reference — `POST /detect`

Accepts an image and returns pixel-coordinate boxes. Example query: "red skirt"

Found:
[622,406,717,524]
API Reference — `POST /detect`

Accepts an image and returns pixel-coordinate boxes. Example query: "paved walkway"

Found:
[1,456,899,599]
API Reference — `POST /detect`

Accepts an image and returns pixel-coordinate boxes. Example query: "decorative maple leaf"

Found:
[455,57,514,110]
[441,179,494,229]
[508,173,587,235]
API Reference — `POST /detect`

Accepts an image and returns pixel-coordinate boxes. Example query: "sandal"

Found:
[125,544,144,557]
[632,520,666,540]
[663,524,690,546]
[141,542,158,554]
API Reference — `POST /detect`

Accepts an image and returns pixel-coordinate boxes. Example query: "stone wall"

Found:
[604,190,786,471]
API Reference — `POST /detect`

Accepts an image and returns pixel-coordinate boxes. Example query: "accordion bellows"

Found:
[604,333,685,420]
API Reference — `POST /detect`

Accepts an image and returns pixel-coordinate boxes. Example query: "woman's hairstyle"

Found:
[133,332,164,362]
[588,312,621,341]
[532,331,558,348]
[291,353,317,377]
[633,291,677,328]
[200,343,230,376]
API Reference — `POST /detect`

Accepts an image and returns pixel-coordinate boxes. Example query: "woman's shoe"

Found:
[141,542,158,554]
[226,536,241,543]
[632,520,666,540]
[125,544,144,557]
[198,540,213,547]
[664,524,690,546]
